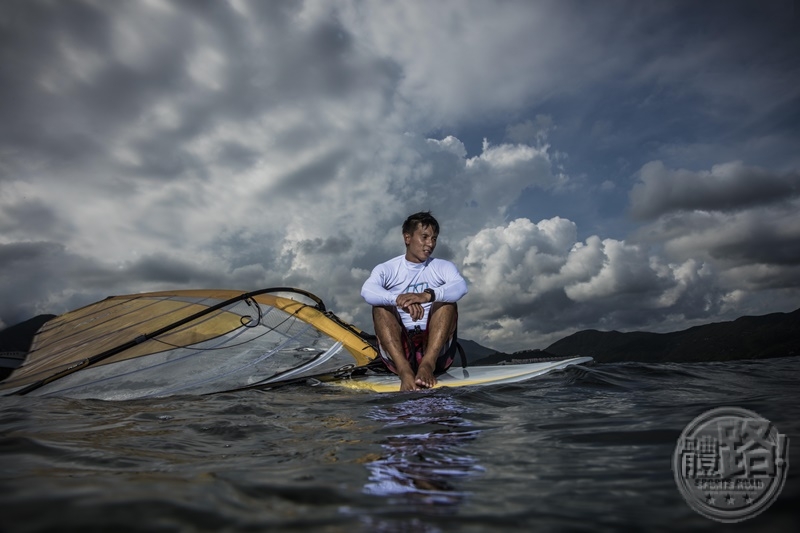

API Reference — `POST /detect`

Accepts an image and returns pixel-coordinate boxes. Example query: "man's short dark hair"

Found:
[402,211,439,236]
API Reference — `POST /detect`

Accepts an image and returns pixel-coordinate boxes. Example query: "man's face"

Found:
[404,224,438,263]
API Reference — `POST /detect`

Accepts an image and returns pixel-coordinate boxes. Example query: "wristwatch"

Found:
[424,288,436,302]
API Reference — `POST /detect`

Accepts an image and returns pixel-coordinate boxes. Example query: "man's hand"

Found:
[395,292,432,321]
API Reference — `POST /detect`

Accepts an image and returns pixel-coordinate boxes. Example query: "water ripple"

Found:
[1,357,798,531]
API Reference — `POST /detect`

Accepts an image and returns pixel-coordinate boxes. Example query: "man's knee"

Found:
[429,302,458,336]
[373,305,399,321]
[430,301,457,314]
[372,306,402,334]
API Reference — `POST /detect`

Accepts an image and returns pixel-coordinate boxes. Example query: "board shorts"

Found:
[377,309,458,375]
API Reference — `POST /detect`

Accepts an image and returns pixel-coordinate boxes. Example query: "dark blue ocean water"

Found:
[1,357,798,532]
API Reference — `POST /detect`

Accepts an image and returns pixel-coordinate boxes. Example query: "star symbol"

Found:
[726,494,735,506]
[744,494,753,505]
[706,494,716,505]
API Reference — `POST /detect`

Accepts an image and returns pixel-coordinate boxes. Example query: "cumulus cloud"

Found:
[458,217,730,350]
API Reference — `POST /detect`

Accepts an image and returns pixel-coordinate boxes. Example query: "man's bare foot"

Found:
[399,371,419,391]
[415,362,437,388]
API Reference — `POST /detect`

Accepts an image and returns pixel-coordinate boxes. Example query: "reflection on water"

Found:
[363,395,483,507]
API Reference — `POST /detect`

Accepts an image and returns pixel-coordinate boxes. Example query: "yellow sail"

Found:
[1,288,377,400]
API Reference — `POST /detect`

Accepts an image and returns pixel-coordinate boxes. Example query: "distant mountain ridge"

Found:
[544,308,800,363]
[459,308,800,365]
[0,314,56,380]
[457,339,500,364]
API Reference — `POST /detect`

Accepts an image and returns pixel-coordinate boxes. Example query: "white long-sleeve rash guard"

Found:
[361,255,468,330]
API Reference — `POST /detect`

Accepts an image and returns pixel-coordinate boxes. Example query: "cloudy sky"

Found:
[1,0,799,352]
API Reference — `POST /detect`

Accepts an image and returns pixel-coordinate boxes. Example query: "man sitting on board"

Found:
[361,211,468,391]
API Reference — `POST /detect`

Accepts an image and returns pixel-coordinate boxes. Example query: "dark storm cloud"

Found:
[635,201,800,270]
[1,2,188,170]
[265,148,350,199]
[0,0,396,185]
[630,161,800,220]
[125,253,222,285]
[296,236,353,255]
[125,138,206,181]
[708,230,800,267]
[0,241,113,327]
[0,242,233,328]
[0,198,72,239]
[215,142,262,171]
[209,228,288,271]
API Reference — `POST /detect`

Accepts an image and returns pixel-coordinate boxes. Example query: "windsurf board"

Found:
[331,356,593,392]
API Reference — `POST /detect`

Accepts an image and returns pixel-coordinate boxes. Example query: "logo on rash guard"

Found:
[405,282,429,294]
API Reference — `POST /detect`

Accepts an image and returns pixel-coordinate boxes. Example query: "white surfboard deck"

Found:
[331,356,593,393]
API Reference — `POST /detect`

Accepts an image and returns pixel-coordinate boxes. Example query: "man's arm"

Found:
[395,291,429,321]
[428,260,468,303]
[361,265,397,306]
